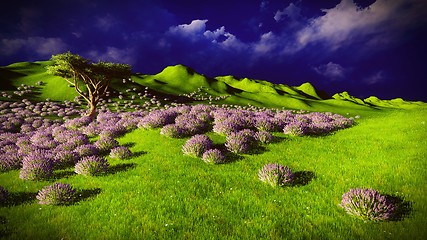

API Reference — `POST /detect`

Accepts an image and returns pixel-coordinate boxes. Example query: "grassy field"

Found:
[0,61,426,239]
[0,108,425,239]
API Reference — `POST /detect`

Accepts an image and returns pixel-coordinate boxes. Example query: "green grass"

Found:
[1,61,426,239]
[1,109,426,239]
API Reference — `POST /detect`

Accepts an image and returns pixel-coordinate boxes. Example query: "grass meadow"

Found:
[0,61,426,239]
[0,108,426,239]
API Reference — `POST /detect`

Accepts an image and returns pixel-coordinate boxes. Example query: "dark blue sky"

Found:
[1,0,427,101]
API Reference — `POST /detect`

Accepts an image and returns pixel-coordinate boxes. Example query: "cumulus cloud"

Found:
[87,47,136,65]
[168,19,208,40]
[274,2,301,22]
[252,32,278,55]
[294,0,427,51]
[0,37,67,57]
[313,62,346,80]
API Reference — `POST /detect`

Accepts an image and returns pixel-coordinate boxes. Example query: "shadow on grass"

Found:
[291,171,315,187]
[51,170,75,180]
[74,188,102,204]
[107,163,137,175]
[385,195,413,221]
[123,142,136,148]
[132,151,147,157]
[1,192,37,207]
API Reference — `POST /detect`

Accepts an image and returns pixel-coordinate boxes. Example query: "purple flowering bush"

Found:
[258,163,294,187]
[340,188,397,221]
[94,136,119,154]
[53,150,79,169]
[109,146,132,159]
[202,149,225,164]
[0,186,9,204]
[75,144,99,157]
[36,183,76,205]
[254,131,274,144]
[19,149,54,181]
[182,134,213,158]
[160,124,185,138]
[224,130,254,154]
[75,156,109,176]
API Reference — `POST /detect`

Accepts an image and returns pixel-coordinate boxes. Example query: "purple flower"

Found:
[182,134,213,158]
[36,183,76,205]
[0,152,23,171]
[138,109,178,129]
[94,136,119,154]
[64,116,93,129]
[160,124,185,138]
[53,150,79,169]
[225,130,253,154]
[75,144,99,157]
[109,146,132,159]
[19,149,54,181]
[202,149,225,164]
[283,121,310,136]
[258,163,294,187]
[255,131,274,144]
[340,188,396,221]
[75,156,109,176]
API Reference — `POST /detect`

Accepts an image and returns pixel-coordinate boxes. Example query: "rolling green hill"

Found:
[1,61,425,114]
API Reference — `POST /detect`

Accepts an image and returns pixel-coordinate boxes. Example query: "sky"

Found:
[1,0,427,101]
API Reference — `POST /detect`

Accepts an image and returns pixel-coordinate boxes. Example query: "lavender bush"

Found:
[94,136,119,154]
[19,149,54,181]
[53,150,79,169]
[160,124,185,138]
[109,146,132,159]
[36,183,76,205]
[258,163,294,187]
[182,134,213,158]
[340,188,397,221]
[224,130,254,154]
[75,144,99,157]
[75,156,109,176]
[255,131,274,144]
[202,149,225,164]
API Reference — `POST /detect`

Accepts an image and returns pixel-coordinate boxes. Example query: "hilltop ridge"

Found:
[1,61,425,113]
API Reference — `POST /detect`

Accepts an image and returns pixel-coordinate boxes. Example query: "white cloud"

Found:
[203,26,226,41]
[294,0,427,51]
[274,2,301,22]
[87,47,136,65]
[0,37,67,56]
[313,62,346,80]
[168,19,208,40]
[252,32,278,55]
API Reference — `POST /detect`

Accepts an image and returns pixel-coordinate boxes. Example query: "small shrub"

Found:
[340,188,397,221]
[53,150,79,169]
[19,150,54,181]
[0,186,9,204]
[109,146,132,159]
[283,121,310,136]
[36,183,76,205]
[94,136,119,154]
[182,134,212,158]
[225,131,253,154]
[202,149,225,164]
[75,144,98,157]
[75,156,109,176]
[160,124,185,138]
[255,131,274,144]
[258,163,294,187]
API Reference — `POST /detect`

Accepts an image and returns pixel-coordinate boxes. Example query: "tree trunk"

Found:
[87,102,97,119]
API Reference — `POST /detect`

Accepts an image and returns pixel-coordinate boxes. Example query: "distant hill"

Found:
[1,61,425,113]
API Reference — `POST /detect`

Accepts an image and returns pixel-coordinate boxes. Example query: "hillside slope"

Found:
[1,61,425,113]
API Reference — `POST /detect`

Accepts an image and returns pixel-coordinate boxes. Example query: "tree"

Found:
[46,52,132,118]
